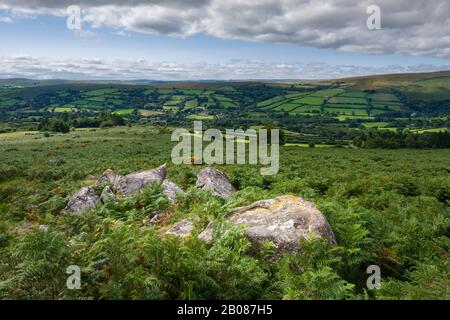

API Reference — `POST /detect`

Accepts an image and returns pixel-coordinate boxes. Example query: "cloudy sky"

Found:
[0,0,449,80]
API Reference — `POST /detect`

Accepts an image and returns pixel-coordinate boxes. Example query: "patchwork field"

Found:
[0,71,448,146]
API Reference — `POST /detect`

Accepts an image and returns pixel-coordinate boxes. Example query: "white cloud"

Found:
[0,0,449,58]
[0,55,448,80]
[0,15,12,23]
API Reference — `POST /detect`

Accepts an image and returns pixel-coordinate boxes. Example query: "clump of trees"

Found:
[38,112,125,133]
[353,130,450,149]
[38,117,70,133]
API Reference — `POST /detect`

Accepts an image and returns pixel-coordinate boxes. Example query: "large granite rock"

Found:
[97,164,167,196]
[165,220,194,238]
[96,169,121,186]
[198,221,214,243]
[100,185,116,203]
[200,195,336,252]
[196,167,235,199]
[66,164,168,213]
[162,179,182,203]
[65,186,100,213]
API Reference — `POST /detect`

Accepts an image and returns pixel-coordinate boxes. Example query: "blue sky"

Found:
[0,1,449,80]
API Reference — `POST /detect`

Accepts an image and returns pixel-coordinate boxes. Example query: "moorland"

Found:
[0,71,449,300]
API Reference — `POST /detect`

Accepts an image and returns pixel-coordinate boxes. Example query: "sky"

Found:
[0,0,449,80]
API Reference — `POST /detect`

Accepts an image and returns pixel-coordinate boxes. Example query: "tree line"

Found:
[38,112,126,133]
[353,129,450,149]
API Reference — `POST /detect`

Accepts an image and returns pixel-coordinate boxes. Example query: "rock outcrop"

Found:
[100,185,116,203]
[65,186,100,213]
[165,220,194,238]
[98,164,167,197]
[96,169,121,186]
[162,179,183,203]
[196,167,235,199]
[198,221,214,243]
[199,195,336,253]
[64,165,337,256]
[66,164,168,213]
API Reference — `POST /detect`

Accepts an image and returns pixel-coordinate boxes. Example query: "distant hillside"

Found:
[338,70,450,90]
[0,78,75,87]
[0,70,448,132]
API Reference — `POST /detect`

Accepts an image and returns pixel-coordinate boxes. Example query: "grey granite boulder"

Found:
[199,195,336,253]
[65,186,100,213]
[66,164,168,213]
[228,195,336,252]
[100,185,116,203]
[97,164,167,197]
[162,179,182,203]
[196,167,235,199]
[198,221,214,243]
[96,169,121,186]
[165,220,194,238]
[116,164,167,196]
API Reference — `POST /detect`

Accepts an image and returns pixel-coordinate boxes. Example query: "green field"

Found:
[310,88,345,97]
[220,101,238,108]
[138,109,164,117]
[184,100,198,109]
[186,114,215,120]
[329,96,367,104]
[325,107,369,116]
[113,108,134,115]
[54,107,76,113]
[5,71,449,132]
[411,127,449,133]
[325,103,368,109]
[290,105,321,113]
[274,103,301,112]
[369,93,399,102]
[293,96,325,105]
[363,122,390,128]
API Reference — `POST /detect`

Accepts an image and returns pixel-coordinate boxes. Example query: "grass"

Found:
[310,88,345,97]
[329,96,367,104]
[54,107,76,113]
[256,96,286,108]
[411,127,449,133]
[325,108,369,116]
[184,100,198,110]
[139,110,164,117]
[274,103,301,112]
[113,109,135,115]
[285,92,310,99]
[336,115,374,120]
[0,131,41,138]
[164,101,181,107]
[293,96,325,105]
[0,124,449,300]
[290,105,321,114]
[84,89,119,96]
[220,101,238,108]
[325,103,368,109]
[0,98,18,106]
[88,96,106,102]
[163,106,179,112]
[284,143,336,148]
[337,91,367,98]
[186,114,215,120]
[363,122,390,128]
[369,93,399,102]
[371,102,402,111]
